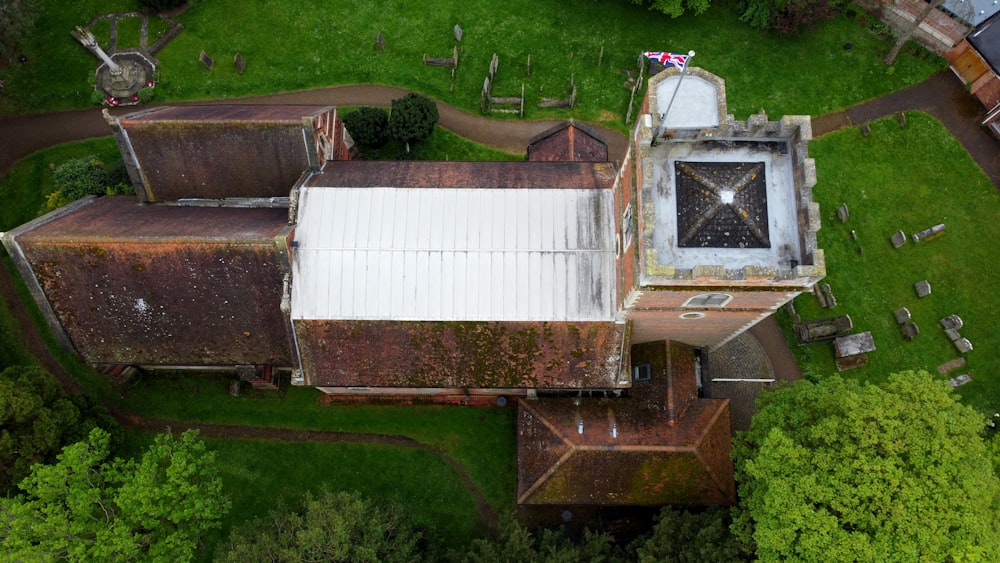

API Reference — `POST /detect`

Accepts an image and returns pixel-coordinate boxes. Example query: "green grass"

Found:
[118,428,486,561]
[117,373,516,513]
[788,111,999,413]
[2,2,943,126]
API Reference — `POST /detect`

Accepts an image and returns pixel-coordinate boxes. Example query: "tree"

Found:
[1,427,229,562]
[632,507,748,562]
[630,0,711,19]
[735,0,840,36]
[0,0,38,60]
[388,93,440,152]
[733,371,1000,561]
[459,516,624,563]
[48,155,132,209]
[0,365,120,496]
[343,106,390,148]
[217,488,424,562]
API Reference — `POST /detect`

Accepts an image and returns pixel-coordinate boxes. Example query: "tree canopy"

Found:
[630,0,711,19]
[632,507,747,563]
[343,106,389,148]
[217,488,424,563]
[47,155,132,209]
[0,365,119,496]
[1,427,229,562]
[460,516,622,563]
[733,371,1000,561]
[387,93,440,150]
[0,0,37,60]
[734,0,839,36]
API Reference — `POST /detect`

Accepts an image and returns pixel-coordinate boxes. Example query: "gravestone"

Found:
[199,50,214,70]
[912,223,945,243]
[939,314,963,330]
[945,328,961,341]
[949,374,972,387]
[454,24,463,42]
[891,230,906,248]
[837,203,849,222]
[914,280,931,297]
[954,338,973,353]
[376,31,385,52]
[234,52,246,74]
[861,124,871,136]
[893,307,910,324]
[901,322,919,340]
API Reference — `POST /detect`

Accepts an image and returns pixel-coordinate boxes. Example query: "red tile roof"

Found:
[306,160,617,189]
[295,320,629,389]
[526,122,609,162]
[13,197,293,366]
[516,340,735,505]
[118,105,336,201]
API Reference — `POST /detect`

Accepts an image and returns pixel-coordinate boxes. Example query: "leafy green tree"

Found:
[0,365,119,496]
[734,0,840,36]
[388,93,440,152]
[0,0,38,60]
[459,516,624,563]
[632,507,747,562]
[343,106,390,148]
[630,0,711,19]
[217,488,424,562]
[1,427,229,562]
[48,155,132,209]
[733,371,1000,561]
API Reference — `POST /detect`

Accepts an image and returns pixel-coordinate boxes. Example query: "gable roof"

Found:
[526,121,609,162]
[114,105,339,202]
[516,340,735,505]
[7,196,293,366]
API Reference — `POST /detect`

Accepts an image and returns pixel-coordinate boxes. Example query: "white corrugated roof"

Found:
[291,187,616,321]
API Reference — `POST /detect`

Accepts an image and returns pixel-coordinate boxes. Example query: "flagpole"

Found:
[650,50,695,147]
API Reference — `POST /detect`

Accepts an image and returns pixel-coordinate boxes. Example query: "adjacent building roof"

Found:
[114,105,337,201]
[292,186,617,322]
[969,11,1000,73]
[6,196,293,366]
[517,340,735,505]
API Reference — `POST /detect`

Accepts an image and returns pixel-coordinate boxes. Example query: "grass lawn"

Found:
[788,111,999,413]
[117,373,517,514]
[2,2,943,127]
[119,428,486,561]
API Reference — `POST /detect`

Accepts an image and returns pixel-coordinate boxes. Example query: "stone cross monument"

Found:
[72,26,153,102]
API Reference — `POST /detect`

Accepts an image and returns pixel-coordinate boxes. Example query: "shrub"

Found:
[388,93,439,151]
[342,106,389,148]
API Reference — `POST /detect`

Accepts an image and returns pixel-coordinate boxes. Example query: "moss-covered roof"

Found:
[296,319,628,389]
[516,340,735,506]
[14,197,293,366]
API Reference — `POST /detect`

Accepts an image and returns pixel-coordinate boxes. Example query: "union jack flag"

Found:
[643,51,689,70]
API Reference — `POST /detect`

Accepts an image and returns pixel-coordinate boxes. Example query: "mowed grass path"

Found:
[3,1,943,125]
[789,112,998,413]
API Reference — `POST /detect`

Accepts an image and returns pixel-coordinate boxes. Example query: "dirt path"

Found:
[0,85,628,177]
